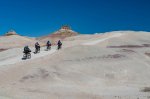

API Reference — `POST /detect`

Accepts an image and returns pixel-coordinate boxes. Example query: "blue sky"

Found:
[0,0,150,37]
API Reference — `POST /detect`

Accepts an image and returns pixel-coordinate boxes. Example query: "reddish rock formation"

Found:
[38,26,79,44]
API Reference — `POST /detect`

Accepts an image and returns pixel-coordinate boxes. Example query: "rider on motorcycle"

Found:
[23,46,31,56]
[46,41,51,50]
[57,40,62,50]
[35,42,40,53]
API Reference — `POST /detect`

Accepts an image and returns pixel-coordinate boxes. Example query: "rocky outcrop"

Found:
[51,25,78,39]
[38,25,79,44]
[5,30,18,36]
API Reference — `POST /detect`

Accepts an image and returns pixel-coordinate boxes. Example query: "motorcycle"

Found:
[57,45,62,50]
[23,52,31,59]
[34,47,40,54]
[46,45,51,51]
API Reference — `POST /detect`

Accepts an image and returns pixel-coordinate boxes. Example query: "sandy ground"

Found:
[0,47,56,66]
[0,31,150,99]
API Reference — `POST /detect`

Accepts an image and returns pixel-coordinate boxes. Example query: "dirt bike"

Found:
[57,45,62,50]
[34,47,40,54]
[46,45,51,51]
[23,52,31,59]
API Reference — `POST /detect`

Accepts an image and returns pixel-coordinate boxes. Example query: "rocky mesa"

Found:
[37,25,79,44]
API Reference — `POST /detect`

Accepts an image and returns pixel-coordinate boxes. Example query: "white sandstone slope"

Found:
[0,47,56,66]
[0,31,150,99]
[82,33,124,45]
[0,35,42,49]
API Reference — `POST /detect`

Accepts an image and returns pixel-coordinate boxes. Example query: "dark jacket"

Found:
[47,41,51,46]
[35,43,40,49]
[57,40,62,46]
[24,46,31,53]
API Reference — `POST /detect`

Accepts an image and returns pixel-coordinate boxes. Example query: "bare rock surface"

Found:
[0,31,150,99]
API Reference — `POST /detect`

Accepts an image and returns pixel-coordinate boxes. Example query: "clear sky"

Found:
[0,0,150,37]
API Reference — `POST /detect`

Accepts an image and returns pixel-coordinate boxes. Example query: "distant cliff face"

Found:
[38,26,79,44]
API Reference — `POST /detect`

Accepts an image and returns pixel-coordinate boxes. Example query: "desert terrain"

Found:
[0,31,150,99]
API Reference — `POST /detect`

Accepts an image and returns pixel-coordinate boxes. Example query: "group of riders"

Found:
[23,40,62,59]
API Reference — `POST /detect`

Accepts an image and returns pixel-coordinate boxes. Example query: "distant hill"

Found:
[37,25,79,44]
[0,30,43,49]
